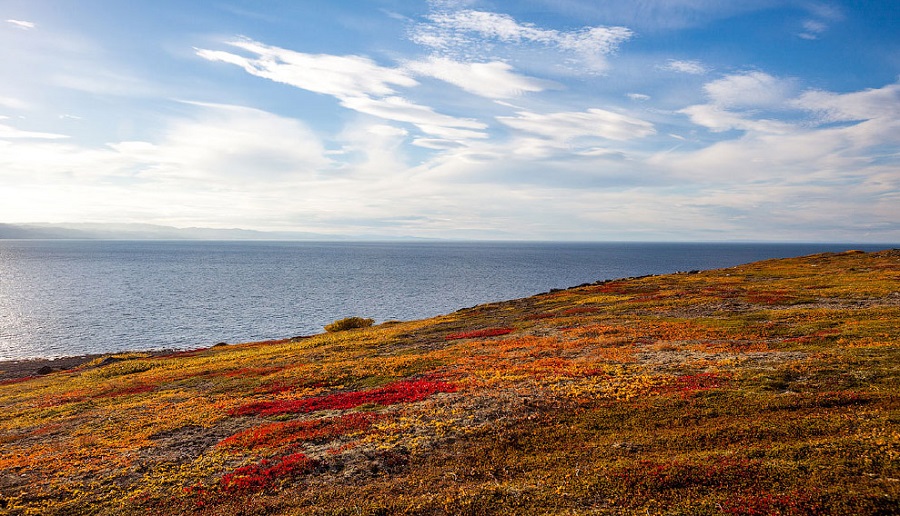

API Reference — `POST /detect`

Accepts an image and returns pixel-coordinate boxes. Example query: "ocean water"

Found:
[0,240,890,360]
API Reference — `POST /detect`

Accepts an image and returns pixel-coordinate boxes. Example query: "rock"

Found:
[96,356,124,366]
[35,366,54,375]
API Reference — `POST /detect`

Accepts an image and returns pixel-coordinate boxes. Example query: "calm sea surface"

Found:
[0,241,891,360]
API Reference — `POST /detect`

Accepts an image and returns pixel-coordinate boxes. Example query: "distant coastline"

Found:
[2,222,896,245]
[0,222,410,241]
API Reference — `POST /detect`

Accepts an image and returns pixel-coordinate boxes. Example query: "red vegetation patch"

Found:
[615,456,762,493]
[95,384,156,399]
[30,423,62,436]
[231,378,457,417]
[746,290,800,305]
[701,286,742,298]
[252,381,296,395]
[654,372,729,397]
[445,328,514,340]
[590,281,629,294]
[220,452,315,493]
[219,412,381,451]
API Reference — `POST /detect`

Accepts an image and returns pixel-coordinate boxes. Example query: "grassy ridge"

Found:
[0,250,898,515]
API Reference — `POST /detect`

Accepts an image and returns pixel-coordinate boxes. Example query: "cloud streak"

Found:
[6,19,35,30]
[0,120,68,139]
[410,6,633,72]
[661,59,707,75]
[196,39,417,98]
[497,108,656,143]
[405,57,557,98]
[196,38,488,141]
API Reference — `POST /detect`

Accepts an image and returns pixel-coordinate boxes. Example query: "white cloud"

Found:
[196,38,417,98]
[799,19,828,39]
[6,19,35,30]
[799,2,844,39]
[336,122,409,179]
[661,59,707,75]
[151,102,331,181]
[664,80,900,196]
[648,78,900,240]
[683,74,900,139]
[405,57,557,98]
[0,103,340,228]
[338,95,487,138]
[627,93,650,101]
[792,82,900,122]
[680,72,799,133]
[679,104,793,134]
[703,71,793,108]
[0,123,68,139]
[1,103,328,186]
[497,108,655,142]
[197,38,487,142]
[411,138,465,150]
[0,96,29,110]
[410,7,632,72]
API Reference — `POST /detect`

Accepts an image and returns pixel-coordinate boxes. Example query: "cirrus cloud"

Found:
[6,19,35,30]
[409,6,633,73]
[196,38,417,98]
[497,108,656,142]
[405,57,558,98]
[661,59,707,75]
[196,38,488,142]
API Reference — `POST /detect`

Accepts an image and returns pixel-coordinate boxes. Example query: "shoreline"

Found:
[0,354,108,381]
[0,349,180,382]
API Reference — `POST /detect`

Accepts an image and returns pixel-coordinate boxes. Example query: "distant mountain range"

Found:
[0,223,420,241]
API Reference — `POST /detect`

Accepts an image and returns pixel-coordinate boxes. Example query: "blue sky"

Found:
[1,0,898,241]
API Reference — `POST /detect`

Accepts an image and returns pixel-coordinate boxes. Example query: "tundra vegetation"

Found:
[0,250,898,515]
[324,317,375,333]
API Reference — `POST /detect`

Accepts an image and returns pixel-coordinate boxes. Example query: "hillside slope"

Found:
[1,250,898,515]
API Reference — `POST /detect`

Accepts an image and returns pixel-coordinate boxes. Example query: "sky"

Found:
[1,0,898,241]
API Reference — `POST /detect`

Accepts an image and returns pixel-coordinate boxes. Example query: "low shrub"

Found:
[325,316,374,332]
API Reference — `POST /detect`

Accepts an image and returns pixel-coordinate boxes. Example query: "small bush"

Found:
[324,316,374,333]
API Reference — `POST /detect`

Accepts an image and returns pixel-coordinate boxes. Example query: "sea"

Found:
[0,240,892,360]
